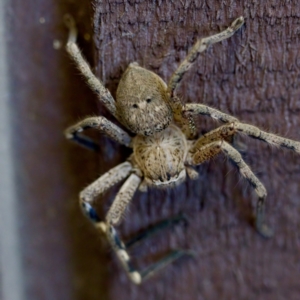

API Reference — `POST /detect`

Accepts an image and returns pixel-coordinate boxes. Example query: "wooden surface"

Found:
[4,0,109,299]
[4,0,300,299]
[91,1,300,300]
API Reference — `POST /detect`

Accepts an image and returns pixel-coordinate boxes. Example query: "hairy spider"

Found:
[64,15,300,284]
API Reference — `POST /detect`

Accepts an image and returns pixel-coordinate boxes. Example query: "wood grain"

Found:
[7,0,300,299]
[91,1,300,299]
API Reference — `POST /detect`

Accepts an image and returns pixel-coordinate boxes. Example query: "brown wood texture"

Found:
[90,1,300,300]
[6,0,109,299]
[7,0,300,299]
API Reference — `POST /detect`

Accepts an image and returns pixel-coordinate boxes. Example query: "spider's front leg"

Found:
[188,138,273,238]
[64,14,118,118]
[168,16,244,98]
[65,116,132,151]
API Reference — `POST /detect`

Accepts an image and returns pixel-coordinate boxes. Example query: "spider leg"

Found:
[64,14,117,118]
[82,173,190,284]
[191,122,237,150]
[167,16,244,98]
[84,214,190,284]
[80,167,143,283]
[80,161,133,205]
[170,96,198,139]
[65,116,132,151]
[235,122,300,153]
[188,118,300,154]
[105,173,141,225]
[80,200,144,284]
[183,103,238,123]
[189,140,272,238]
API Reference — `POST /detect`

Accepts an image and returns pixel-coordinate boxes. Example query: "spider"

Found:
[64,15,300,284]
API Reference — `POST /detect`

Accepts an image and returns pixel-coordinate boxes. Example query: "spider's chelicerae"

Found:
[64,15,300,284]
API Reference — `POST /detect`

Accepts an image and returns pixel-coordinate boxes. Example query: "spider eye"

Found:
[146,98,152,103]
[132,104,138,108]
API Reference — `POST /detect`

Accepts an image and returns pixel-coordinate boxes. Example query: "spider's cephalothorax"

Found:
[116,63,172,136]
[64,15,300,284]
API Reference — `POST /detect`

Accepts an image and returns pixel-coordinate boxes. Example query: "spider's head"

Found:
[116,63,172,136]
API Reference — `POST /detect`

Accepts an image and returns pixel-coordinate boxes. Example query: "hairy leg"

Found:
[106,174,141,225]
[235,122,300,153]
[65,116,132,150]
[187,140,222,165]
[171,96,197,140]
[81,173,189,284]
[183,103,238,123]
[191,123,237,150]
[168,17,244,98]
[189,120,300,155]
[64,14,117,117]
[190,140,272,238]
[80,161,133,205]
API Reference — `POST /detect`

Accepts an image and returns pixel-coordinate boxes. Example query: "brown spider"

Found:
[64,15,300,284]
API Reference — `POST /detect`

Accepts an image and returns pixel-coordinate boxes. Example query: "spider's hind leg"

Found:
[189,140,273,238]
[81,168,191,284]
[83,202,191,284]
[235,122,300,154]
[81,202,144,284]
[220,142,273,238]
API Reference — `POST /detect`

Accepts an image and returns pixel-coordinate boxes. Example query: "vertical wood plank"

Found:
[90,1,300,299]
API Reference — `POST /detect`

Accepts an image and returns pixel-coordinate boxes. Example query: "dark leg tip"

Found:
[81,202,101,223]
[69,133,100,152]
[256,223,274,239]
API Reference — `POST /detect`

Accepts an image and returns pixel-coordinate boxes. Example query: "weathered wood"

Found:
[7,0,300,299]
[4,0,109,299]
[91,1,300,299]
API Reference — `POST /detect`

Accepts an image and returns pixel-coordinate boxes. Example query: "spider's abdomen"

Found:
[133,124,187,186]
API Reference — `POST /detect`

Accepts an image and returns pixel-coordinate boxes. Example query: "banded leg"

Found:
[64,15,117,118]
[187,140,222,165]
[92,219,190,284]
[188,117,300,155]
[190,121,246,153]
[65,116,132,151]
[171,96,197,140]
[183,103,238,123]
[168,16,244,97]
[80,161,133,207]
[190,141,272,238]
[191,123,237,150]
[182,104,240,148]
[106,173,141,225]
[81,174,190,284]
[235,122,300,154]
